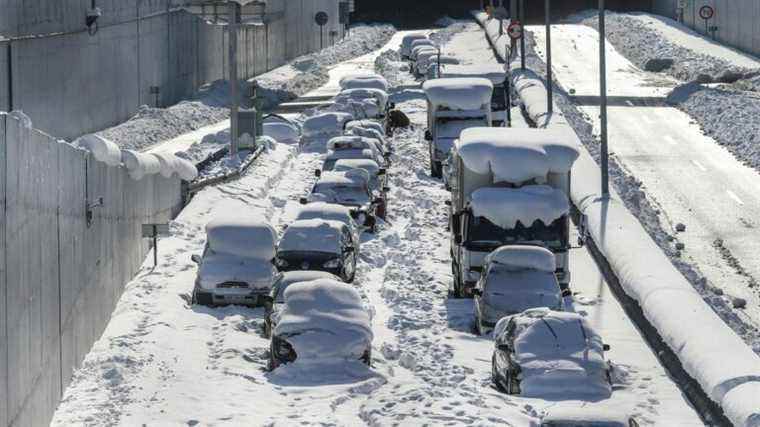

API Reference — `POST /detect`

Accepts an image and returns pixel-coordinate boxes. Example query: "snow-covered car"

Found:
[263,114,301,144]
[333,158,388,194]
[491,308,612,398]
[321,147,386,172]
[473,246,567,335]
[263,270,342,338]
[301,112,354,143]
[540,405,640,427]
[346,119,385,136]
[424,55,461,80]
[303,170,384,231]
[410,39,435,60]
[294,202,360,243]
[334,88,390,118]
[269,279,373,369]
[345,124,389,152]
[326,135,387,161]
[339,73,389,92]
[191,219,278,307]
[400,33,428,59]
[276,219,359,282]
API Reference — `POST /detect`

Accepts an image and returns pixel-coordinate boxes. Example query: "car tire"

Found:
[475,318,484,336]
[430,161,442,178]
[492,356,505,392]
[450,262,465,299]
[376,201,387,220]
[193,290,213,307]
[361,348,372,367]
[506,368,518,395]
[263,320,272,339]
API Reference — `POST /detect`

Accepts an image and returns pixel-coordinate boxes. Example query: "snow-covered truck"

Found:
[447,127,580,296]
[439,64,509,126]
[422,78,493,178]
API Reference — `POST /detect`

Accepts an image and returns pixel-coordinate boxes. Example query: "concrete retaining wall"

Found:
[0,112,184,427]
[653,0,760,58]
[0,0,346,141]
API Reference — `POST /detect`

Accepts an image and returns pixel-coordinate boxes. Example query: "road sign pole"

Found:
[599,0,609,197]
[519,0,525,70]
[228,3,239,158]
[545,0,553,115]
[506,43,512,127]
[153,225,158,267]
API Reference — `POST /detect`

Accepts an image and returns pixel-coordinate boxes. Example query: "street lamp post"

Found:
[545,0,552,114]
[228,2,240,157]
[599,0,609,197]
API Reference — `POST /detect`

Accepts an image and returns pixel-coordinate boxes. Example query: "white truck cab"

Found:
[448,127,580,296]
[422,78,493,178]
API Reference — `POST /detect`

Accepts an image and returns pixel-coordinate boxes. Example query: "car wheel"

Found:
[361,348,372,367]
[376,201,387,220]
[193,290,213,307]
[450,263,465,298]
[475,318,484,336]
[506,368,518,395]
[263,320,272,339]
[268,349,276,371]
[492,355,505,392]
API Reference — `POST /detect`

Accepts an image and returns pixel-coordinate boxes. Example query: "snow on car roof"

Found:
[470,186,569,229]
[327,136,381,153]
[278,219,346,254]
[334,159,381,175]
[317,170,370,187]
[423,78,493,111]
[325,148,377,163]
[346,125,386,144]
[498,308,611,398]
[339,74,389,92]
[274,279,373,360]
[411,39,434,49]
[541,404,631,425]
[302,112,354,137]
[273,271,342,301]
[346,120,384,135]
[336,88,389,108]
[263,120,300,144]
[485,245,556,273]
[295,202,354,224]
[458,128,580,181]
[205,218,276,260]
[440,63,507,86]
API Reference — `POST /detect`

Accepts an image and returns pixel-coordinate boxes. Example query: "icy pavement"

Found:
[530,24,760,353]
[51,21,702,426]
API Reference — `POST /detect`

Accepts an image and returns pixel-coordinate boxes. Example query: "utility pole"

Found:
[519,0,525,70]
[228,2,240,157]
[545,0,553,114]
[599,0,609,197]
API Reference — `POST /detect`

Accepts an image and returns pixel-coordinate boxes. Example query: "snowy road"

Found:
[52,22,702,426]
[531,24,760,351]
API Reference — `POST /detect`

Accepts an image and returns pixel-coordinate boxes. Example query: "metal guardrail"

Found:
[186,144,265,196]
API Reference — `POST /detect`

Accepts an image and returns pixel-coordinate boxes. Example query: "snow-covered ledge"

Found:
[472,10,760,427]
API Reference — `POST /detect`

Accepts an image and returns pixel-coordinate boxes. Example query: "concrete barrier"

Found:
[0,112,184,427]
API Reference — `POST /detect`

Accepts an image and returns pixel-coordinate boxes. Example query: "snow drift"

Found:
[120,149,161,181]
[73,134,123,167]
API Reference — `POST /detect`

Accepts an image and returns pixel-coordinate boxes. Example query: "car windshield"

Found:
[466,215,568,251]
[491,86,507,110]
[313,184,371,205]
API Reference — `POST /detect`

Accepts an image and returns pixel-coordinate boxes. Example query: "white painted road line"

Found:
[691,160,708,172]
[625,100,634,106]
[663,135,677,145]
[727,190,745,206]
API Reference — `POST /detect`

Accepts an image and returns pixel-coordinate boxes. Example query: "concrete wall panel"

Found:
[0,113,7,427]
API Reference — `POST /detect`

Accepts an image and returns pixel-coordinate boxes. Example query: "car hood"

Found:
[517,355,611,398]
[198,253,276,290]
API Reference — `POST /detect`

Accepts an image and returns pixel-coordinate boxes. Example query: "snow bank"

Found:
[73,134,122,167]
[485,14,760,422]
[205,218,276,260]
[485,246,556,273]
[302,112,354,138]
[120,149,160,180]
[423,78,493,111]
[274,279,372,361]
[278,219,344,254]
[339,74,389,92]
[470,186,568,229]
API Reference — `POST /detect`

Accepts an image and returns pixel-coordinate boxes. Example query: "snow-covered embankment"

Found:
[473,11,760,427]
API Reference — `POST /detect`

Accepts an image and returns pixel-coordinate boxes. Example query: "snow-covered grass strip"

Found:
[473,11,760,426]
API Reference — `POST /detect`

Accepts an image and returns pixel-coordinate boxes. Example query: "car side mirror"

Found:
[373,197,383,205]
[497,343,510,352]
[424,130,432,141]
[444,200,451,206]
[471,289,482,297]
[314,169,322,177]
[345,246,355,253]
[191,254,202,264]
[561,289,572,298]
[349,210,360,219]
[259,295,274,311]
[378,168,387,175]
[299,197,308,205]
[454,234,462,245]
[382,186,390,192]
[603,344,611,352]
[383,152,391,159]
[389,102,396,110]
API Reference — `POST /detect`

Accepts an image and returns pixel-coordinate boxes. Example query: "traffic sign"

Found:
[315,11,329,26]
[699,5,714,20]
[507,20,523,40]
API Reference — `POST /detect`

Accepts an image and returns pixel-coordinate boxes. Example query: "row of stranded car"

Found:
[189,72,395,371]
[405,32,641,426]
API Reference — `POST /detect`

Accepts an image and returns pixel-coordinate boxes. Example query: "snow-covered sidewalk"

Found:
[52,21,703,427]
